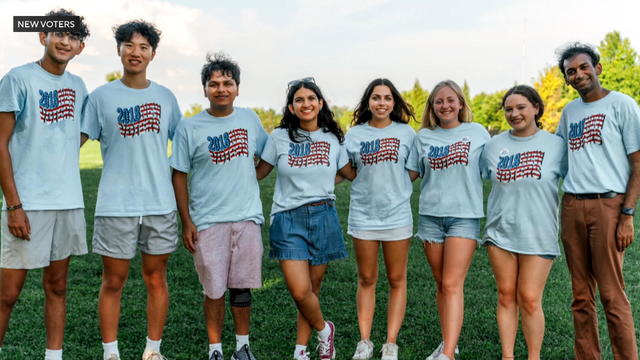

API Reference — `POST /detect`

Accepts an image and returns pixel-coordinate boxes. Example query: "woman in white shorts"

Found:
[406,80,490,360]
[345,79,416,360]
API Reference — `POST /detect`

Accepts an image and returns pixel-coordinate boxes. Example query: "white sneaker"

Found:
[433,353,451,360]
[425,341,459,360]
[380,343,398,360]
[294,349,311,360]
[351,339,374,360]
[106,355,120,360]
[141,350,167,360]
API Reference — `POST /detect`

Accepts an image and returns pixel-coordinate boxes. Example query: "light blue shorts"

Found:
[269,200,347,266]
[416,215,480,243]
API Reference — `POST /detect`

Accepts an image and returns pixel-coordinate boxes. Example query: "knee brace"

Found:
[229,288,252,308]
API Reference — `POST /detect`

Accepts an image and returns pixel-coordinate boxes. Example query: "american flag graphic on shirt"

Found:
[360,137,400,165]
[496,150,545,183]
[568,114,605,151]
[38,88,75,123]
[428,139,470,170]
[288,141,331,167]
[208,128,249,164]
[117,103,161,137]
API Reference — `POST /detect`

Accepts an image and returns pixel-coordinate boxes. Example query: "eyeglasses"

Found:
[287,77,315,92]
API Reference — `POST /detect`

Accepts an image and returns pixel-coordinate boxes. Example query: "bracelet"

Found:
[6,203,22,211]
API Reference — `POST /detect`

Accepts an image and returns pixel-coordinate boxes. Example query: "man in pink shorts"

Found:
[170,53,267,360]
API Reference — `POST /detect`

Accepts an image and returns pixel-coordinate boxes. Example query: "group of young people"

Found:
[0,8,638,360]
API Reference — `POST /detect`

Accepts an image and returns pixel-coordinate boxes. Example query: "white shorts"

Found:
[348,225,413,241]
[1,209,87,269]
[92,212,178,259]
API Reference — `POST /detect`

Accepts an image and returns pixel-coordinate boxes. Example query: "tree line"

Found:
[168,32,640,133]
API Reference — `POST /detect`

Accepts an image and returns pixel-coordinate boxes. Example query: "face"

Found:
[288,87,323,124]
[118,32,155,75]
[433,86,463,126]
[503,94,539,135]
[368,85,394,121]
[39,32,84,64]
[204,71,239,108]
[563,53,602,95]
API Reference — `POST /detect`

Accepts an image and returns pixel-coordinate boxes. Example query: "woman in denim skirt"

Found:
[257,78,354,360]
[406,80,490,360]
[344,79,416,360]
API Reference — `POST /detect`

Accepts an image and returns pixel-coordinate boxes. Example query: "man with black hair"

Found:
[80,20,181,360]
[171,52,266,360]
[556,42,639,360]
[0,8,89,360]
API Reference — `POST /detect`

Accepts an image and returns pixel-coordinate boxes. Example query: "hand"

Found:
[616,214,634,251]
[8,208,30,240]
[182,220,198,253]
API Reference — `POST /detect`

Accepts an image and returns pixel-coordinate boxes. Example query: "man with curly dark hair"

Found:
[556,42,639,360]
[0,8,89,360]
[80,20,181,360]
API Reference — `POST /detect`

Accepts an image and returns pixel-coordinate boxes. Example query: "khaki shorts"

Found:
[1,209,87,269]
[92,212,178,259]
[194,221,263,300]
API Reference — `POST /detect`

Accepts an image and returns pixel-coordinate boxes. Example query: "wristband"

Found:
[6,203,22,211]
[620,207,635,216]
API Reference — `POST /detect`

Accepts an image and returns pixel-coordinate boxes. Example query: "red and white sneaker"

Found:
[316,321,336,359]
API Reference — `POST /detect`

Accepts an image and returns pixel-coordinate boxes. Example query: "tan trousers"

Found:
[561,194,638,360]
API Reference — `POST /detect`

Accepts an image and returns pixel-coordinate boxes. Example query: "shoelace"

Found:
[297,350,311,360]
[354,342,371,356]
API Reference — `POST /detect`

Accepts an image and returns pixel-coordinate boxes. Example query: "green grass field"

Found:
[0,140,638,359]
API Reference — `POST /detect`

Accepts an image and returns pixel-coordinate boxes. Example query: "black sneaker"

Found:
[231,344,257,360]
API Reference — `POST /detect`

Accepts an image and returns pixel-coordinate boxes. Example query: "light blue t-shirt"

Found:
[0,62,87,210]
[170,108,268,231]
[261,127,349,217]
[345,122,415,230]
[481,130,567,256]
[406,122,490,218]
[81,79,181,216]
[556,91,640,194]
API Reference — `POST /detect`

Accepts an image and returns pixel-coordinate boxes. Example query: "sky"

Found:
[1,0,639,112]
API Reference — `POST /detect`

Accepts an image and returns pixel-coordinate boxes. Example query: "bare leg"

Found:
[441,237,476,358]
[423,242,445,341]
[204,296,225,343]
[98,257,130,342]
[141,253,170,340]
[353,238,380,341]
[0,268,27,347]
[42,258,71,349]
[487,246,518,359]
[381,239,410,344]
[517,255,552,360]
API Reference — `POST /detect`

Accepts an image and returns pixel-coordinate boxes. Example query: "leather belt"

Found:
[566,191,621,200]
[304,200,332,207]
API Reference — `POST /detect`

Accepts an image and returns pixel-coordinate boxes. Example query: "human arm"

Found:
[256,159,274,180]
[0,112,30,240]
[337,162,356,181]
[171,169,197,253]
[616,150,640,251]
[80,133,89,147]
[408,170,420,182]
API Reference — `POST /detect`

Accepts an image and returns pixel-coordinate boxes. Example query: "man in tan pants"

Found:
[556,42,639,360]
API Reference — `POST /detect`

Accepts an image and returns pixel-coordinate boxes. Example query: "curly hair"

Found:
[44,8,90,40]
[556,42,600,76]
[200,52,240,87]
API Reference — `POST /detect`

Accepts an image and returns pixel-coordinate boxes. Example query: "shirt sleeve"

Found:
[260,131,279,166]
[253,111,268,157]
[169,122,191,173]
[0,70,26,117]
[337,142,349,169]
[80,92,102,140]
[619,96,640,154]
[556,111,568,139]
[405,135,423,176]
[168,93,182,141]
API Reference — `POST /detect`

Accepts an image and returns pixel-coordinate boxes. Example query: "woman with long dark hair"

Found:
[345,79,416,360]
[256,78,354,360]
[481,85,565,360]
